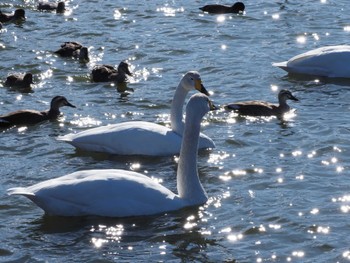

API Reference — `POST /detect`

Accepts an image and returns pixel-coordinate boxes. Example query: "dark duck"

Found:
[199,2,245,14]
[0,96,76,128]
[91,61,132,83]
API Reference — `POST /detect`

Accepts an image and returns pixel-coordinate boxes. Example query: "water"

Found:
[1,0,349,262]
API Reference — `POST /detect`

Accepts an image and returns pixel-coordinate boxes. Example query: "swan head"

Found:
[278,89,298,103]
[181,71,209,96]
[186,93,216,121]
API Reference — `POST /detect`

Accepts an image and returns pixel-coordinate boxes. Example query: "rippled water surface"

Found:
[1,0,350,262]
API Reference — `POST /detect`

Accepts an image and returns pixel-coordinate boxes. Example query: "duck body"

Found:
[54,42,89,62]
[8,93,213,217]
[199,2,245,14]
[224,89,298,117]
[59,71,215,156]
[273,45,350,78]
[38,1,65,13]
[91,62,132,83]
[5,73,33,88]
[0,96,76,128]
[0,9,25,23]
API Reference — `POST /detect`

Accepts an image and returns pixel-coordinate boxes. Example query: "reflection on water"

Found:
[283,73,350,87]
[1,0,350,262]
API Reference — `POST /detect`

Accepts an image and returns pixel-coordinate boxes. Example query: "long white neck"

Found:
[170,83,187,135]
[177,112,207,205]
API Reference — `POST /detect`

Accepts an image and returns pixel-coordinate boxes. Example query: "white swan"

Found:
[273,45,350,78]
[8,94,215,217]
[58,71,215,156]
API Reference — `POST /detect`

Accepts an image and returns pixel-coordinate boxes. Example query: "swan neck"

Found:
[177,114,207,204]
[170,83,187,134]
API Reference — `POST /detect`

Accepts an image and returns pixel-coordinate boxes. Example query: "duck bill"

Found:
[66,102,76,108]
[195,80,209,96]
[291,95,299,101]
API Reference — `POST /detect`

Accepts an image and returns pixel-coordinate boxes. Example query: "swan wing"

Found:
[273,45,350,77]
[58,121,184,156]
[8,169,182,217]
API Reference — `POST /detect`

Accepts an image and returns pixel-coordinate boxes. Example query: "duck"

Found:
[38,1,65,13]
[224,89,298,117]
[199,2,245,14]
[4,72,34,88]
[0,96,76,128]
[91,61,132,83]
[273,45,350,78]
[0,9,25,23]
[8,94,215,217]
[54,41,89,62]
[58,71,215,156]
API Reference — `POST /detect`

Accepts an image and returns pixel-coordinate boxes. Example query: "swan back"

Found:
[273,45,350,78]
[8,169,181,217]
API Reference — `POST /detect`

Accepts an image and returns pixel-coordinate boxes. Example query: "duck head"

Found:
[14,9,25,20]
[232,2,245,13]
[51,96,76,111]
[79,47,89,62]
[279,89,299,103]
[57,2,66,13]
[24,73,34,85]
[117,61,132,76]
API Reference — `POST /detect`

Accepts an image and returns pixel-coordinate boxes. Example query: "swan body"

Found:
[0,96,76,128]
[199,2,245,14]
[5,72,33,88]
[224,89,298,117]
[273,45,350,78]
[59,71,215,156]
[8,93,214,217]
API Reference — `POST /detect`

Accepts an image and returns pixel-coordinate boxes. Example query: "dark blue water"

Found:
[1,0,349,262]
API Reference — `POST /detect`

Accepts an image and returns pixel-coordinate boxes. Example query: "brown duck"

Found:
[91,61,132,83]
[224,89,298,117]
[0,9,25,23]
[38,1,65,13]
[0,96,76,128]
[54,41,89,62]
[5,73,34,88]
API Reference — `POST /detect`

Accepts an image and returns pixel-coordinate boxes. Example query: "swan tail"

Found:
[272,61,288,69]
[7,187,35,197]
[57,133,74,142]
